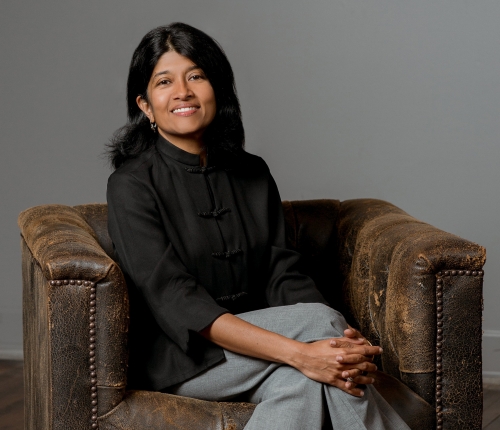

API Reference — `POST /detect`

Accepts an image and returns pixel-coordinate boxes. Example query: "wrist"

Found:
[282,340,309,370]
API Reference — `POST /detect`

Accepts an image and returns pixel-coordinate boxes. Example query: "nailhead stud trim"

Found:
[434,269,484,428]
[88,281,98,430]
[50,279,98,429]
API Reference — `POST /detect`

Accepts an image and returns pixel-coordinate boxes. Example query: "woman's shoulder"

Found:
[107,146,158,190]
[113,146,158,174]
[229,150,270,176]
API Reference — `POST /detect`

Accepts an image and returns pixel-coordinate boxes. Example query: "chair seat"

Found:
[97,371,433,430]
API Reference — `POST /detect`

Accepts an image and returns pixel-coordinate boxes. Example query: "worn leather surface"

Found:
[283,198,485,428]
[94,269,129,416]
[20,205,129,429]
[98,391,255,430]
[18,204,114,282]
[371,371,435,430]
[439,273,483,428]
[74,204,115,259]
[20,199,486,429]
[22,240,52,430]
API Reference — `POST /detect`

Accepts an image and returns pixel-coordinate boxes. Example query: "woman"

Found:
[107,22,409,429]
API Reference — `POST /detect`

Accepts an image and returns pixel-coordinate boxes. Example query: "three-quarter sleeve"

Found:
[265,173,329,307]
[107,171,228,353]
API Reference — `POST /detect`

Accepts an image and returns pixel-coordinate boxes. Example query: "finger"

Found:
[342,346,384,360]
[344,328,357,337]
[354,361,378,373]
[341,368,363,380]
[353,375,376,385]
[330,339,362,348]
[343,381,365,397]
[338,345,381,356]
[344,326,364,342]
[342,370,374,387]
[362,346,383,356]
[331,378,364,397]
[335,346,382,358]
[338,360,378,373]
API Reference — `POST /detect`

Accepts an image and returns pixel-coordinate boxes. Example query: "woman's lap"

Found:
[169,303,341,401]
[168,303,410,429]
[237,302,348,342]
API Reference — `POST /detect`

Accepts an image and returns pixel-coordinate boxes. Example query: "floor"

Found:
[484,383,500,429]
[0,361,23,430]
[1,359,499,429]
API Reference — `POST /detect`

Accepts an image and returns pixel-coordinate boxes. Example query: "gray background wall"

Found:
[1,1,499,376]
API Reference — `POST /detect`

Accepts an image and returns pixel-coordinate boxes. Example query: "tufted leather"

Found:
[18,204,114,282]
[19,199,485,430]
[74,204,115,260]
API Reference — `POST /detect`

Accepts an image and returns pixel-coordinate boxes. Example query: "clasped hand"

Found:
[293,326,382,397]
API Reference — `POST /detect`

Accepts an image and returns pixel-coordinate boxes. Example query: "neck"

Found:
[199,147,208,167]
[159,130,205,156]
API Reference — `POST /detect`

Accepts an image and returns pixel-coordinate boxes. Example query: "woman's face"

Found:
[137,50,216,150]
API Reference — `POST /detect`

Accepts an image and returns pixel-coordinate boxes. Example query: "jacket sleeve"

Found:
[265,172,329,307]
[107,171,228,354]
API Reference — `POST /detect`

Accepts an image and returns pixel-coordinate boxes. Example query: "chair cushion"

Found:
[97,390,255,430]
[97,372,432,430]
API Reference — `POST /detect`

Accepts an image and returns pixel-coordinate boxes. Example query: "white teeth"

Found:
[173,107,197,113]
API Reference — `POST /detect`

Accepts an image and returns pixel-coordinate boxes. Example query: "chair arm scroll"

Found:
[18,204,115,282]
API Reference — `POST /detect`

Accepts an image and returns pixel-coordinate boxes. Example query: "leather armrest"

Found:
[336,199,485,428]
[19,204,129,429]
[18,204,115,282]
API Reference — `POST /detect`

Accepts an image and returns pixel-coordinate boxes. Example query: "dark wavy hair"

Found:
[107,23,245,169]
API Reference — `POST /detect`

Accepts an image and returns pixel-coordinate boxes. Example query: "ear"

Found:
[136,95,155,123]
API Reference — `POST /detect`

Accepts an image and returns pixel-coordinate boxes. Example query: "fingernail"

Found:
[371,378,375,383]
[330,340,337,346]
[336,356,343,362]
[374,365,378,370]
[358,337,364,341]
[379,347,383,353]
[342,371,348,378]
[360,391,364,396]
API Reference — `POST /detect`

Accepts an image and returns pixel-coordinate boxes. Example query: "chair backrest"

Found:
[73,204,115,259]
[73,200,346,308]
[281,199,345,309]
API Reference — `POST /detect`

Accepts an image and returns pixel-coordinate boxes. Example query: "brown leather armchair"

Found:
[19,199,485,430]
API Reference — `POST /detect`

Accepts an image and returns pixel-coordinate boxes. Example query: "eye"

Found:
[157,79,171,86]
[189,73,205,81]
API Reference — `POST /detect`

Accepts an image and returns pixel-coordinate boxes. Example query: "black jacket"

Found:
[107,135,327,390]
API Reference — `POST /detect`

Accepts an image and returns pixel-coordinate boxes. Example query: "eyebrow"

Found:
[152,65,201,80]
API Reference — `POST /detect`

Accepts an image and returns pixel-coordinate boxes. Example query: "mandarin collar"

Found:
[156,134,210,167]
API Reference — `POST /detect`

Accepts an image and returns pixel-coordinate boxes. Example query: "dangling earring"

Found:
[150,122,157,133]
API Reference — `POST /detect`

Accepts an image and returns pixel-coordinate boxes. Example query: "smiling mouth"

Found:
[172,106,199,114]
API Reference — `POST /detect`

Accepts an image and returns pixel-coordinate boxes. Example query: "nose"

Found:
[173,79,193,100]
